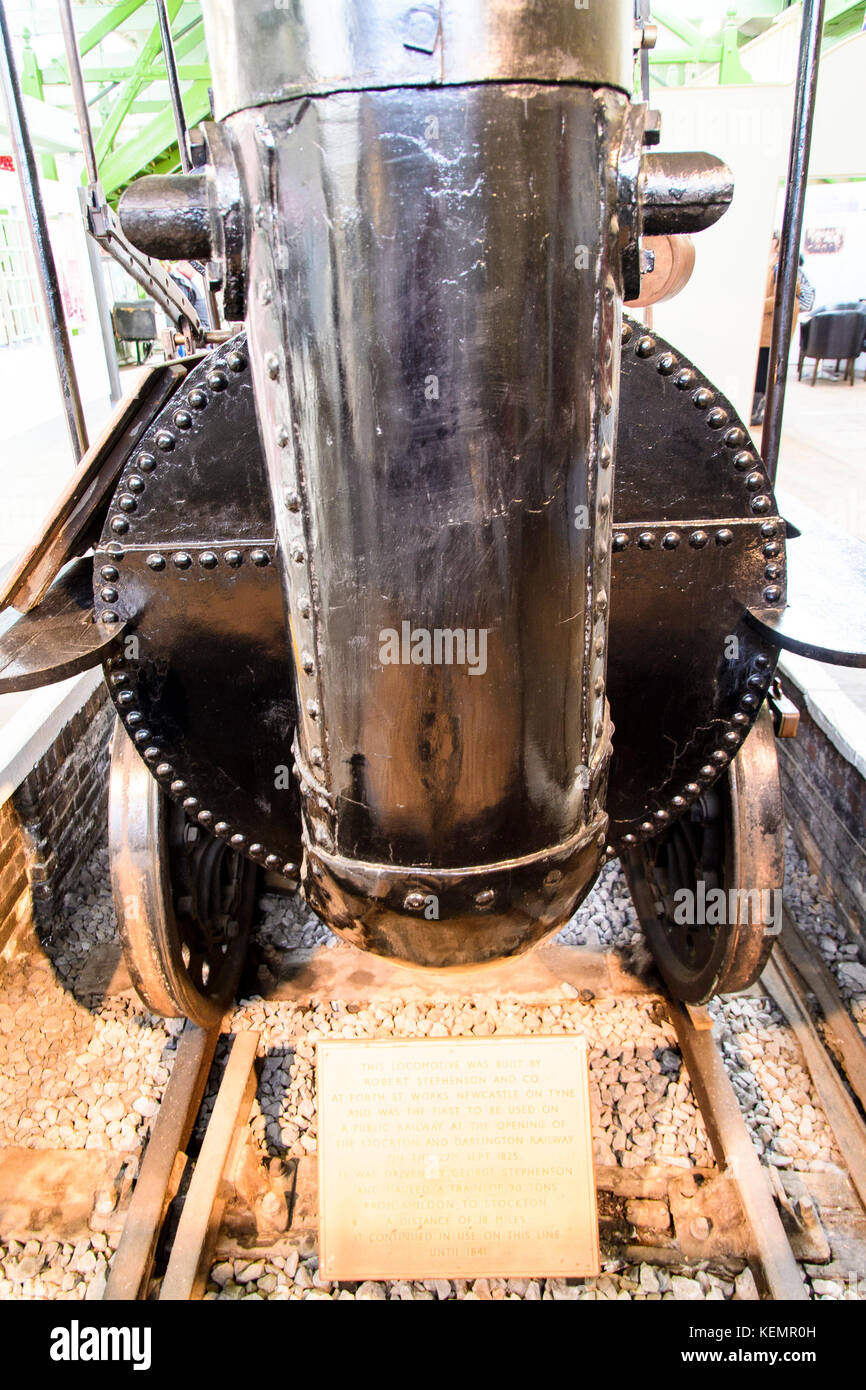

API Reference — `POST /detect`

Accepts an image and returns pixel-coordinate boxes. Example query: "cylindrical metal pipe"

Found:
[155,0,191,174]
[118,172,213,260]
[761,0,826,484]
[0,0,88,462]
[58,0,98,187]
[641,152,734,235]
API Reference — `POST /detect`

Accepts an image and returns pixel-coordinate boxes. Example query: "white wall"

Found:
[647,32,866,423]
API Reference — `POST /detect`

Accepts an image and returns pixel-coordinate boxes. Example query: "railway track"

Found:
[70,925,866,1303]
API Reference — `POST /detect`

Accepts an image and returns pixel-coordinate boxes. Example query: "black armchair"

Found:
[798,309,866,385]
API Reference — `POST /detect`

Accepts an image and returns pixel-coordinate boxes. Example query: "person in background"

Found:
[752,233,800,427]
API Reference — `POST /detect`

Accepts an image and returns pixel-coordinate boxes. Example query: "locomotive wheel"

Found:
[108,719,257,1026]
[623,707,784,1004]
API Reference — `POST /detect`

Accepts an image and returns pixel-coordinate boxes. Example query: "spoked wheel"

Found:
[623,707,784,1003]
[109,719,257,1026]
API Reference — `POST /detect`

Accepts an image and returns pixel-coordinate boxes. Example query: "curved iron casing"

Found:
[94,319,785,966]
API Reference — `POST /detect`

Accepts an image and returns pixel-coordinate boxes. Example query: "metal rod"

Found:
[0,0,88,461]
[761,0,826,483]
[78,186,122,404]
[155,0,190,173]
[57,0,98,186]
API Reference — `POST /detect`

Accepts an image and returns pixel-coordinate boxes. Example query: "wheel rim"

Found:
[623,706,784,1003]
[109,719,256,1024]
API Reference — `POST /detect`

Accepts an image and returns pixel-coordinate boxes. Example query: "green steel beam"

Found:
[77,0,151,57]
[99,78,210,195]
[19,31,57,178]
[94,0,183,166]
[719,14,753,84]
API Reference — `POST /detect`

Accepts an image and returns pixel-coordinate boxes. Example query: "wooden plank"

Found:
[762,951,866,1216]
[668,999,809,1300]
[103,1023,218,1301]
[780,910,866,1110]
[159,1031,259,1301]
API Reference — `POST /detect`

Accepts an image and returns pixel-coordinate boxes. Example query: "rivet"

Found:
[249,843,265,859]
[146,553,166,571]
[623,833,636,845]
[110,517,129,535]
[712,750,730,766]
[265,352,280,380]
[299,595,312,619]
[763,541,780,559]
[621,322,633,343]
[747,673,767,691]
[306,700,320,720]
[654,809,669,823]
[172,552,192,569]
[182,797,200,813]
[250,548,270,567]
[226,349,247,373]
[638,531,655,549]
[699,765,715,780]
[740,693,758,710]
[404,891,426,912]
[594,720,604,739]
[169,780,187,796]
[310,860,324,879]
[715,528,734,547]
[595,588,608,615]
[230,834,247,850]
[689,530,709,549]
[760,522,777,539]
[225,550,244,569]
[100,587,118,603]
[613,532,628,552]
[101,610,119,625]
[732,712,749,726]
[276,425,290,448]
[116,689,134,705]
[155,762,173,778]
[707,407,728,429]
[310,746,323,766]
[214,821,231,837]
[763,585,782,604]
[640,821,654,835]
[197,809,214,826]
[100,566,119,582]
[750,495,771,515]
[105,543,125,558]
[134,729,151,745]
[764,563,780,580]
[671,795,686,809]
[155,430,175,451]
[259,282,273,305]
[724,427,747,449]
[291,544,306,564]
[315,824,333,850]
[126,475,144,494]
[144,746,160,762]
[684,783,700,797]
[173,410,192,431]
[188,389,208,410]
[200,551,218,569]
[600,443,612,469]
[723,731,741,748]
[674,369,696,391]
[285,491,301,512]
[594,636,604,656]
[118,494,137,513]
[475,888,495,908]
[599,494,610,516]
[302,651,315,674]
[594,677,604,697]
[662,530,680,550]
[137,452,156,472]
[693,388,714,410]
[206,370,228,392]
[745,472,764,491]
[265,854,281,871]
[125,707,141,720]
[636,335,656,358]
[754,654,770,669]
[656,352,677,375]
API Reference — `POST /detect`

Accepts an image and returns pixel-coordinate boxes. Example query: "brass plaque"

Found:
[317,1035,599,1281]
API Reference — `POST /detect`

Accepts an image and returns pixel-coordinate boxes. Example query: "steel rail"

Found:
[761,0,827,483]
[0,0,88,462]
